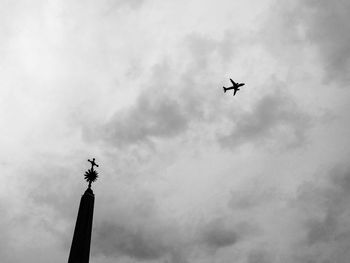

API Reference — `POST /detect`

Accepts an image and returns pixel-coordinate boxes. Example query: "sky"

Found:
[1,0,350,262]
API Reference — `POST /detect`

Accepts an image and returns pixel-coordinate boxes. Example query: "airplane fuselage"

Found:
[223,86,240,92]
[223,79,245,95]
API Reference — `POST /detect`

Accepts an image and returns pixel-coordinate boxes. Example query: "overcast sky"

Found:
[1,0,350,262]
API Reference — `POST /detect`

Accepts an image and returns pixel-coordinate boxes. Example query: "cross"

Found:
[88,158,99,170]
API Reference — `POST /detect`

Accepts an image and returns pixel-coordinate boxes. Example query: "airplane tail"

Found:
[223,86,227,93]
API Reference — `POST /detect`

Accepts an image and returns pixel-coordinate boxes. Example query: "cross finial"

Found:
[85,158,99,188]
[88,158,99,170]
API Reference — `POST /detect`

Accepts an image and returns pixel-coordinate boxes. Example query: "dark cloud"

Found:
[93,215,256,262]
[291,165,350,262]
[223,164,350,263]
[200,218,239,249]
[266,0,350,84]
[90,187,256,262]
[306,214,337,245]
[102,95,189,147]
[218,89,311,149]
[0,203,13,262]
[90,190,188,262]
[297,0,350,84]
[92,215,190,263]
[94,222,169,260]
[229,185,281,210]
[247,250,273,263]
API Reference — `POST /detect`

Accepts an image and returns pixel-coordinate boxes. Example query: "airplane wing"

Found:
[230,79,236,85]
[233,88,237,96]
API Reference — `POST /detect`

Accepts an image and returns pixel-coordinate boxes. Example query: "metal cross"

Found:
[88,158,99,170]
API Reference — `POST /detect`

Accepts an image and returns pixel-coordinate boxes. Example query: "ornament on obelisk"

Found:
[85,158,99,189]
[68,158,99,263]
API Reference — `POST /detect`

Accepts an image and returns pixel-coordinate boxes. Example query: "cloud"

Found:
[286,164,350,262]
[218,88,311,149]
[93,214,256,262]
[297,0,350,84]
[101,94,189,147]
[89,184,257,262]
[229,184,282,210]
[94,222,176,260]
[200,218,239,249]
[89,188,187,262]
[247,250,273,263]
[92,205,189,263]
[265,0,350,84]
[0,203,14,263]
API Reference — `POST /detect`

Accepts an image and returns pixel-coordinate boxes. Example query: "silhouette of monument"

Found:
[68,158,99,263]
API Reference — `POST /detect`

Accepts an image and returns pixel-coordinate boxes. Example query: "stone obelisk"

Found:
[68,158,99,263]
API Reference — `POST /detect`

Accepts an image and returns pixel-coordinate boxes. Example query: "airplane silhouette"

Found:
[223,79,245,96]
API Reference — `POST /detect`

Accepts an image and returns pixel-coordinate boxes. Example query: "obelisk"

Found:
[68,158,99,263]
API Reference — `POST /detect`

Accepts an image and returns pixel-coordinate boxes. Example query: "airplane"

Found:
[223,79,245,96]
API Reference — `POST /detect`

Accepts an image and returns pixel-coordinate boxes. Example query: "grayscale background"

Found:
[1,0,350,262]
